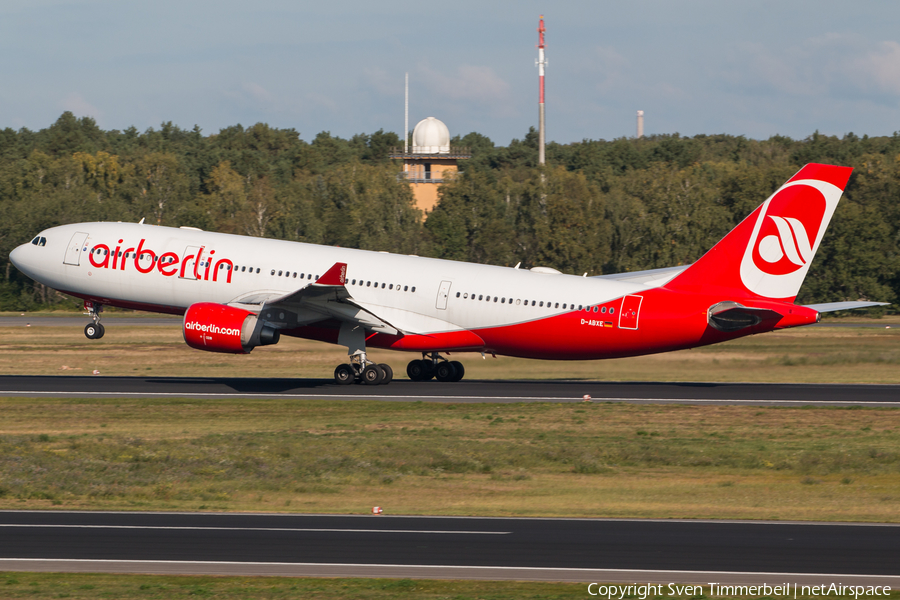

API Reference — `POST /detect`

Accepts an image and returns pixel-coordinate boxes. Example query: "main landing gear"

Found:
[407,352,465,382]
[84,302,105,340]
[331,324,464,385]
[333,353,394,386]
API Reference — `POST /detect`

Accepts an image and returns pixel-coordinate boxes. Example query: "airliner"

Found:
[9,163,886,385]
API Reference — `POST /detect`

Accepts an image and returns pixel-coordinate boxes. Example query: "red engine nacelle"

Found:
[183,302,280,354]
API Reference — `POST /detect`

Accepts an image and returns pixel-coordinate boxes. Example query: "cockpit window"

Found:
[39,237,47,246]
[31,237,39,245]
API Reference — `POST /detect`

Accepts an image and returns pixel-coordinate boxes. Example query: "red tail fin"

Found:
[665,163,852,302]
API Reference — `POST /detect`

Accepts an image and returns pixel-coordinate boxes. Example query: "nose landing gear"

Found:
[83,301,105,340]
[407,353,465,382]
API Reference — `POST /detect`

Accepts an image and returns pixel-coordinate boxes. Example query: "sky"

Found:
[2,0,900,145]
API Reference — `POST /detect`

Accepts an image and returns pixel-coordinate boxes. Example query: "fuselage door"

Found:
[63,232,90,266]
[180,246,202,279]
[436,280,452,310]
[618,295,643,330]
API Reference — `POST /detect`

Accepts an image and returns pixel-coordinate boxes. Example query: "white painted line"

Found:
[0,524,508,535]
[1,390,899,405]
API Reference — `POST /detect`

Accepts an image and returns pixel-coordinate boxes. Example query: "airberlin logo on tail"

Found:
[740,180,838,299]
[750,184,825,277]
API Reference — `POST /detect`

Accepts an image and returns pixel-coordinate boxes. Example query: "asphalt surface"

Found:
[1,375,899,406]
[0,512,897,584]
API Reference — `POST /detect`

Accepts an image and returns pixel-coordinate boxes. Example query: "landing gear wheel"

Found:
[434,361,457,382]
[361,364,384,385]
[407,359,432,381]
[378,364,393,385]
[334,364,355,385]
[449,360,464,382]
[84,323,100,339]
[96,324,105,339]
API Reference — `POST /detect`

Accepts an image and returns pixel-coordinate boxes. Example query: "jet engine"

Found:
[183,302,280,354]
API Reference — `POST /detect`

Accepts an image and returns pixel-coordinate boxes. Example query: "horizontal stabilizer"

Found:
[804,301,890,313]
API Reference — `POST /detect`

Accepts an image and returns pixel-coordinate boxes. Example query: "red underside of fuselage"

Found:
[63,286,817,360]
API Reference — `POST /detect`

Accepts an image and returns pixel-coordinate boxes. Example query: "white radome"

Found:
[412,117,450,154]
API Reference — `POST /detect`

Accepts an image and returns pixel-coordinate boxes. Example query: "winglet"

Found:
[315,262,347,286]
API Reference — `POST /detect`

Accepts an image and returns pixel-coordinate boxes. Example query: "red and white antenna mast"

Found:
[536,15,547,165]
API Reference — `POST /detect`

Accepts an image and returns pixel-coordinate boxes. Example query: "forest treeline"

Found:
[1,111,898,310]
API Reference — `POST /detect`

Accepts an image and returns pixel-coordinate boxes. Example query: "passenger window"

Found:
[241,266,246,272]
[463,293,468,299]
[411,286,416,292]
[562,303,566,309]
[351,278,355,284]
[601,307,607,313]
[501,297,506,303]
[390,284,394,290]
[609,307,615,315]
[478,295,483,301]
[381,283,386,289]
[256,268,260,273]
[404,285,408,291]
[367,281,371,287]
[516,299,521,305]
[578,305,583,310]
[456,292,460,297]
[539,301,544,307]
[554,302,559,308]
[493,297,498,302]
[271,270,275,276]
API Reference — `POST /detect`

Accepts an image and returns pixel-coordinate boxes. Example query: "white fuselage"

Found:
[12,222,649,336]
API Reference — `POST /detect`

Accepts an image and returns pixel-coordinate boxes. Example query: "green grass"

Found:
[0,573,586,599]
[1,398,898,521]
[1,573,897,600]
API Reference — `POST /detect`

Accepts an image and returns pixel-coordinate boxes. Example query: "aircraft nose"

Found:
[9,244,24,268]
[8,243,32,275]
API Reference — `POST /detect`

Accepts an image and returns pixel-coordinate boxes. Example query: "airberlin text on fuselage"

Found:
[88,239,233,283]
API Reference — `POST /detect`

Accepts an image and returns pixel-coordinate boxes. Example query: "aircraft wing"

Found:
[594,265,689,287]
[225,262,407,336]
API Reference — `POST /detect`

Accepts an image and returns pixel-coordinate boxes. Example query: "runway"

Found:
[0,511,897,584]
[1,375,899,406]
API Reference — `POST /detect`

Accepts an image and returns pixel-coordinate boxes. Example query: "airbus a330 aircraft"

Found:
[9,163,886,385]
